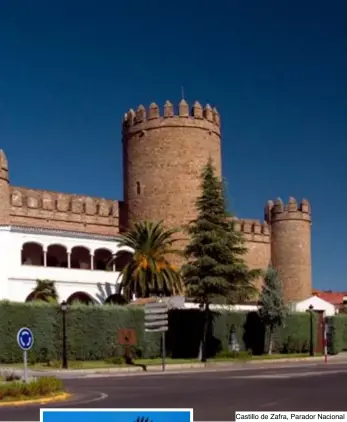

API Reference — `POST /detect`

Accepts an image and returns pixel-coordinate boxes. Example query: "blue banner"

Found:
[41,409,193,422]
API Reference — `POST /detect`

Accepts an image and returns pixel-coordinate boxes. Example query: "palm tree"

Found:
[110,221,184,301]
[27,279,59,303]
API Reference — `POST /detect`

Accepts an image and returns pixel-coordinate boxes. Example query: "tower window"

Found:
[136,181,141,195]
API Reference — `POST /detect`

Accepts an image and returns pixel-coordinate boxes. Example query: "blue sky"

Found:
[0,1,346,291]
[41,410,192,422]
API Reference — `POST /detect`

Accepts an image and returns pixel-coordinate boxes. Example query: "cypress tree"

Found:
[182,158,260,360]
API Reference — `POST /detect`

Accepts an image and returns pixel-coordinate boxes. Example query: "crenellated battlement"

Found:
[10,186,119,217]
[122,100,221,137]
[231,217,270,243]
[265,197,311,223]
[0,149,9,182]
[8,186,120,236]
[0,86,313,305]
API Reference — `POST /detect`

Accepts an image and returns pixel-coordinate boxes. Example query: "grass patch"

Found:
[247,353,316,360]
[0,352,319,371]
[0,392,65,403]
[214,352,319,362]
[2,358,201,370]
[0,376,63,402]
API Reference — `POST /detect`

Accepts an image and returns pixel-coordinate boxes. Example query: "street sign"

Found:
[144,301,169,372]
[144,302,168,333]
[16,327,34,383]
[17,327,34,351]
[119,328,136,345]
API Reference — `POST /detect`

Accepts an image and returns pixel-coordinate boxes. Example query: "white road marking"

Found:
[46,391,108,407]
[230,369,347,379]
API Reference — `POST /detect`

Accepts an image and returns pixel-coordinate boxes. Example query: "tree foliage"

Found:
[28,279,59,303]
[111,221,184,300]
[259,266,287,325]
[182,157,260,306]
[181,157,261,361]
[258,266,288,353]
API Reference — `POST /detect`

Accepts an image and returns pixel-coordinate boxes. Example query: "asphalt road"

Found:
[1,362,347,421]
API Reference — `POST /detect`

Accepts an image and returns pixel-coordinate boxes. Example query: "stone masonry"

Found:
[0,99,312,303]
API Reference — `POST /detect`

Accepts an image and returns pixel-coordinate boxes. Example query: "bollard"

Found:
[324,321,328,363]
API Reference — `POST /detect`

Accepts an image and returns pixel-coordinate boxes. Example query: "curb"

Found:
[0,392,71,407]
[224,357,326,365]
[95,356,344,373]
[145,356,330,371]
[2,355,345,377]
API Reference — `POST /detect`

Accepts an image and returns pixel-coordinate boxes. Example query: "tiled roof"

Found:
[7,225,121,241]
[313,290,347,305]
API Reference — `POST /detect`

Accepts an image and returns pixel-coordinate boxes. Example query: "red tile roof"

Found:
[313,290,347,305]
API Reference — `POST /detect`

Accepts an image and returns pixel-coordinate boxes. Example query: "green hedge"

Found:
[0,301,317,363]
[0,301,160,363]
[326,315,347,354]
[167,309,317,358]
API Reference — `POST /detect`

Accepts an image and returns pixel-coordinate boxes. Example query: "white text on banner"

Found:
[235,412,347,420]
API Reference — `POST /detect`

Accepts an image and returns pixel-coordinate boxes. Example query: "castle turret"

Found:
[265,197,312,303]
[0,150,10,225]
[121,100,222,251]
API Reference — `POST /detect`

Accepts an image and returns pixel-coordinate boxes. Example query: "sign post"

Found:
[16,327,34,383]
[144,301,168,372]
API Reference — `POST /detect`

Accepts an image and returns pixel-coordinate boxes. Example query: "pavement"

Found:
[1,360,347,421]
[3,354,347,380]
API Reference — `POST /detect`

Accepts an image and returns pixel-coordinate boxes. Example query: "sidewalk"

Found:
[3,353,346,379]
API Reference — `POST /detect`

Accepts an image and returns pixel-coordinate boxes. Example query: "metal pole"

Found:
[324,321,328,363]
[62,310,68,369]
[23,351,28,383]
[161,331,166,372]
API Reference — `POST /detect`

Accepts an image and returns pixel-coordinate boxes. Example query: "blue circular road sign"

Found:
[17,327,34,351]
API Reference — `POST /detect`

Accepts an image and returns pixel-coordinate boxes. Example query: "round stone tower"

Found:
[265,197,312,303]
[122,99,222,245]
[0,149,10,225]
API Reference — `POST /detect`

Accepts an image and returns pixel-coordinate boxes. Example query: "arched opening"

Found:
[94,248,113,271]
[114,250,133,271]
[47,244,68,268]
[66,291,95,305]
[21,242,44,266]
[104,294,129,305]
[71,246,91,269]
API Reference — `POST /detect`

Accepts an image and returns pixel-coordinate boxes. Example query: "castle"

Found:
[0,99,312,304]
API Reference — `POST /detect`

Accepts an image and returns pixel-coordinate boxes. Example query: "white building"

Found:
[0,225,133,304]
[0,224,338,315]
[291,295,337,316]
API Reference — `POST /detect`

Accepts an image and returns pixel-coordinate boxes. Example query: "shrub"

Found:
[166,309,316,358]
[215,350,252,360]
[271,312,318,354]
[0,301,160,363]
[327,315,347,354]
[0,376,63,401]
[0,369,21,382]
[0,301,318,363]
